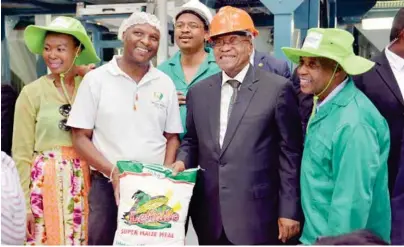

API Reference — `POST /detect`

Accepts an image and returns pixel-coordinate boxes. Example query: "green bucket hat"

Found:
[282,28,374,75]
[24,16,100,65]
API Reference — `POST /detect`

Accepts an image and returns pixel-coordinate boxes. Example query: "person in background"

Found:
[352,8,404,244]
[282,28,391,244]
[158,0,220,139]
[1,84,18,155]
[170,6,302,245]
[12,16,100,245]
[67,12,183,245]
[251,45,291,79]
[1,152,26,245]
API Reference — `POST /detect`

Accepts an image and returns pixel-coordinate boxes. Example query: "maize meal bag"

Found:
[113,161,198,245]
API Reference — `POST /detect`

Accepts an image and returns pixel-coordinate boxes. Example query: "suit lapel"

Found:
[253,50,265,67]
[207,74,222,153]
[220,66,259,157]
[376,51,404,106]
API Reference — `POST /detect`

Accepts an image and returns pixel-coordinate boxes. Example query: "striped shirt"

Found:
[1,152,26,245]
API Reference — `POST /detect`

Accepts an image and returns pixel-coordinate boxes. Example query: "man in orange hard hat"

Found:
[169,6,302,245]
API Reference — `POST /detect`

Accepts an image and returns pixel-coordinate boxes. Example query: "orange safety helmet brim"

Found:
[209,6,259,40]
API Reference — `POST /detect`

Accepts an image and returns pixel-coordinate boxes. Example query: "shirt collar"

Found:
[249,49,255,66]
[207,47,217,63]
[385,47,404,71]
[222,63,250,86]
[169,47,217,66]
[317,76,349,111]
[107,55,159,83]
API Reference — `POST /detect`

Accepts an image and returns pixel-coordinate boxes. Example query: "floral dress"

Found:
[12,76,90,245]
[27,147,90,245]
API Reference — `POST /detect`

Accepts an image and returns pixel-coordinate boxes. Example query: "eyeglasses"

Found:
[174,22,203,30]
[210,36,250,48]
[59,104,71,131]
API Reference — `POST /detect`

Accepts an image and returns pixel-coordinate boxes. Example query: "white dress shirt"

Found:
[219,64,250,147]
[250,49,255,66]
[385,47,404,99]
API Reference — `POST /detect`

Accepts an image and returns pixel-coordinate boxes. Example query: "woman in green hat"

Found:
[282,28,391,244]
[12,16,100,245]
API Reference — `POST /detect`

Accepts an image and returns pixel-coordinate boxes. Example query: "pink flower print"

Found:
[73,158,81,169]
[69,233,74,243]
[31,163,43,181]
[30,192,44,217]
[48,152,55,159]
[73,208,82,225]
[70,176,81,195]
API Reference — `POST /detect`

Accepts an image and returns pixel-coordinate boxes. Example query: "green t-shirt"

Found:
[158,47,221,139]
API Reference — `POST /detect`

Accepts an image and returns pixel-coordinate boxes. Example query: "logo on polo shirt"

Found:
[153,92,164,101]
[151,92,166,110]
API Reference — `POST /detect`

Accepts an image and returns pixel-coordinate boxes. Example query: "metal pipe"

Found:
[259,0,304,60]
[1,14,11,84]
[156,0,168,65]
[35,15,52,75]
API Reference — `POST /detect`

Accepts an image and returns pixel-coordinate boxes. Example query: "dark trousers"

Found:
[88,173,118,245]
[198,227,234,245]
[198,226,283,245]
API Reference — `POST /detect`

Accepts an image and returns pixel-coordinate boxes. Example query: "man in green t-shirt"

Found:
[158,0,220,139]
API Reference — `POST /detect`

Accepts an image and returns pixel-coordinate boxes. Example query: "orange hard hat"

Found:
[209,6,259,40]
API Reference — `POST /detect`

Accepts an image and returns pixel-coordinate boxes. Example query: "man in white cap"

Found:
[67,12,183,244]
[158,0,220,140]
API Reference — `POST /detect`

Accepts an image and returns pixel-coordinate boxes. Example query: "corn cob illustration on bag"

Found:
[113,161,198,245]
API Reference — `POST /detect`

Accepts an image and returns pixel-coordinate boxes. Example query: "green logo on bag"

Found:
[122,190,180,230]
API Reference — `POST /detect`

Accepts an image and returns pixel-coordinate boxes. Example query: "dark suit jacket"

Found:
[291,69,313,135]
[253,50,291,79]
[177,65,303,244]
[393,152,404,244]
[352,51,404,244]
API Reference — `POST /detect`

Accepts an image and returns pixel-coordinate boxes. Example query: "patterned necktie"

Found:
[227,79,241,120]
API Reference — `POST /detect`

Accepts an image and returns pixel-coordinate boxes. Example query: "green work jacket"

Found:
[300,78,391,244]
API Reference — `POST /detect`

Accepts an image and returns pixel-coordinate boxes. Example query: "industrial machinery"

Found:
[1,0,403,86]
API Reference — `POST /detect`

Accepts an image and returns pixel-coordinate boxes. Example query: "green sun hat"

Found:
[24,16,100,65]
[282,28,374,75]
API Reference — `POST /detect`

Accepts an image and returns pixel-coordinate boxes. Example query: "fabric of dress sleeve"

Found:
[12,87,37,211]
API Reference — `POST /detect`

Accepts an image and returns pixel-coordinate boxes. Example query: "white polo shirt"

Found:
[67,56,183,168]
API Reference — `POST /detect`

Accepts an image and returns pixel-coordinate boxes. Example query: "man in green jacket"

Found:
[282,28,391,244]
[158,0,220,139]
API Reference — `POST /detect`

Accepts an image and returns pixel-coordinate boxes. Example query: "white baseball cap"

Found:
[174,0,213,28]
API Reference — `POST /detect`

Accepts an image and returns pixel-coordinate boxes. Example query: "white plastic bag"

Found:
[113,161,198,245]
